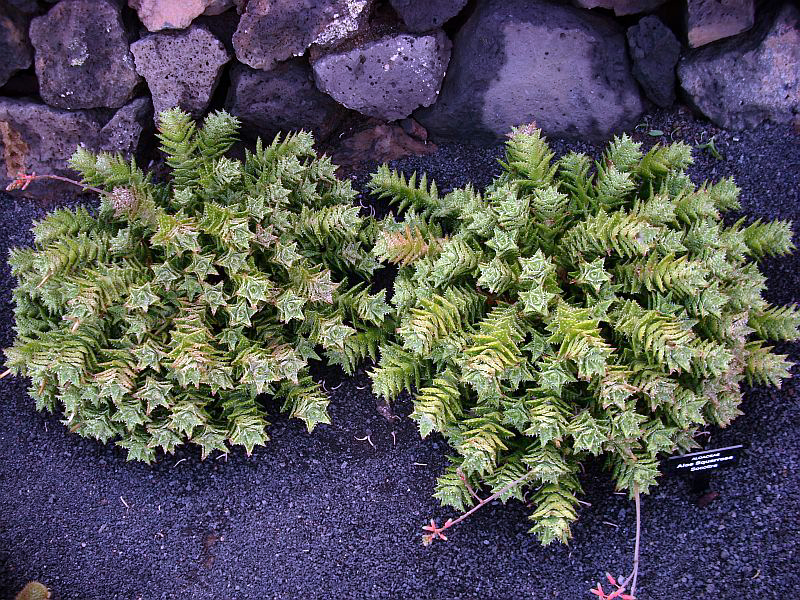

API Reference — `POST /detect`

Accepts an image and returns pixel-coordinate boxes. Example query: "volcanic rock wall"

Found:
[0,0,797,185]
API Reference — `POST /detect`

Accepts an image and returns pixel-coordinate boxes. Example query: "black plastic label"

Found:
[666,445,743,475]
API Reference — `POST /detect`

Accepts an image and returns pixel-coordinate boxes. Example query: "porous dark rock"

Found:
[0,1,33,88]
[129,0,235,31]
[415,0,642,141]
[687,0,754,48]
[97,97,154,159]
[572,0,667,16]
[28,0,140,110]
[388,0,468,32]
[225,60,347,142]
[679,3,799,129]
[311,31,451,121]
[233,0,373,71]
[0,98,150,186]
[627,16,680,108]
[131,25,231,120]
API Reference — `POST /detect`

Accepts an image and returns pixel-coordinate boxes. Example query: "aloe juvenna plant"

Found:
[367,125,798,544]
[3,108,388,462]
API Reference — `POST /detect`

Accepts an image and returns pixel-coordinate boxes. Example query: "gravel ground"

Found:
[1,107,798,599]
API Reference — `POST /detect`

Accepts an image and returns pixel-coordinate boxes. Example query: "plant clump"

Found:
[4,108,388,462]
[367,127,798,544]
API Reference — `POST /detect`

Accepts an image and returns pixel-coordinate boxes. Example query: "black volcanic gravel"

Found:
[1,107,799,600]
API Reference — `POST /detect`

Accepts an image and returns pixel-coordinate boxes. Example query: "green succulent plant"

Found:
[4,108,387,462]
[367,126,798,545]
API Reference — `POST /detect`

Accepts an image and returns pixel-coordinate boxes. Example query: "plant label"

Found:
[666,445,743,475]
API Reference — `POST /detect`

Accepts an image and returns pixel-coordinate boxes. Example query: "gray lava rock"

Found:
[573,0,667,16]
[97,97,154,158]
[0,98,150,186]
[28,0,140,110]
[687,0,754,48]
[131,25,230,121]
[627,16,680,108]
[0,2,33,88]
[129,0,234,32]
[389,0,468,32]
[415,0,642,141]
[312,31,451,121]
[679,3,799,129]
[233,0,373,71]
[225,60,347,142]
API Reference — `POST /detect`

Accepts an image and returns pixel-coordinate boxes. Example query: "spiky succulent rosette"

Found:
[367,127,798,544]
[4,108,388,462]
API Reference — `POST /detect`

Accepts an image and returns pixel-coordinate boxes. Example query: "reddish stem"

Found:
[456,467,484,503]
[6,172,106,195]
[429,468,535,537]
